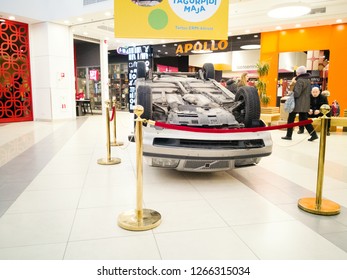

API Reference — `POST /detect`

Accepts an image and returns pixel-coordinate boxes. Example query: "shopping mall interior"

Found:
[0,0,347,262]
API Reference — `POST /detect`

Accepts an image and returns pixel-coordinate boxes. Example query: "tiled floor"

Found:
[0,113,347,260]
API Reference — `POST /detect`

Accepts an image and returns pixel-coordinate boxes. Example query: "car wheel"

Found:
[202,63,215,80]
[137,85,152,120]
[233,86,261,127]
[137,61,147,79]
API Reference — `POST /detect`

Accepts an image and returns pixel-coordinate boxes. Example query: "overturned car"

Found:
[135,62,272,172]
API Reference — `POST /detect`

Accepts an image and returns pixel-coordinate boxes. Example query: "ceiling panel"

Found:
[1,0,347,51]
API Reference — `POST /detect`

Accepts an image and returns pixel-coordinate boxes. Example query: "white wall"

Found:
[100,39,109,115]
[279,52,307,72]
[189,52,232,68]
[231,50,260,72]
[30,22,75,120]
[189,50,261,78]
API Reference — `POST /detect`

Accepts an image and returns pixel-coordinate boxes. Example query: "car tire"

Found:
[137,61,147,79]
[137,85,152,120]
[202,63,215,80]
[233,86,261,127]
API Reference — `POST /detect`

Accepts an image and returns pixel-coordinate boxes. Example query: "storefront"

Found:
[260,24,347,110]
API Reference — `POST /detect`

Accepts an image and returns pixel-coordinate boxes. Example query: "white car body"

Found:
[135,62,273,172]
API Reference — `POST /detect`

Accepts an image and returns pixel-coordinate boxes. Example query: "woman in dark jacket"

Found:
[282,66,318,141]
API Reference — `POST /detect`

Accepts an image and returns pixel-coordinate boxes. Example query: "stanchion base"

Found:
[298,198,340,216]
[111,141,124,146]
[118,209,161,231]
[97,158,121,165]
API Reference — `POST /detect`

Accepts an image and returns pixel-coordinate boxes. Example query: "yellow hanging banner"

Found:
[114,0,229,40]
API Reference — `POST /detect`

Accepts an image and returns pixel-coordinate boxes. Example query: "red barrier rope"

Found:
[109,106,116,122]
[152,119,313,133]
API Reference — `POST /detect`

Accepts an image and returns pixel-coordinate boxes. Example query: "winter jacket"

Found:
[293,73,311,113]
[226,79,238,94]
[310,94,328,111]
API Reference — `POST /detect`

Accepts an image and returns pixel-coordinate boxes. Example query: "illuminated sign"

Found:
[176,40,228,54]
[128,45,152,112]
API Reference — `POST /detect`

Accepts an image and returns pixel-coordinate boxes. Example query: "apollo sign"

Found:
[176,40,228,54]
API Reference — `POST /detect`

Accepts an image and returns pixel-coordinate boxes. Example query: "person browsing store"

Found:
[237,73,249,87]
[282,66,318,141]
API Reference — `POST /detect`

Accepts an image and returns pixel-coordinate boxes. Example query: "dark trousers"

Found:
[299,112,331,132]
[286,112,316,137]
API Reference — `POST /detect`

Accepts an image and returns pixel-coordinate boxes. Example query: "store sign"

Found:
[89,69,99,81]
[114,0,229,40]
[176,40,228,54]
[311,77,322,82]
[128,45,152,112]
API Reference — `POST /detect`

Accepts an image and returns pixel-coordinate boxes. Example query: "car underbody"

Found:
[135,62,273,172]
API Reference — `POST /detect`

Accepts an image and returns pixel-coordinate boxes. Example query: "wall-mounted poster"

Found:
[115,0,229,40]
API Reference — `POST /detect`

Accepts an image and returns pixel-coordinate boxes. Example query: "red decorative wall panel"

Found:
[0,19,33,123]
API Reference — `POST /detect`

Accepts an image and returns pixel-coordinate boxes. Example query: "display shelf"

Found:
[109,63,128,110]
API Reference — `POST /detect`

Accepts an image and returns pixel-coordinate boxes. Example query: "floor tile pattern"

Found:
[0,114,346,260]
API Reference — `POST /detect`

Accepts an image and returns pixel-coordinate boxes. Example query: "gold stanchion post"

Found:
[111,97,124,147]
[298,104,340,215]
[118,105,161,231]
[97,100,121,165]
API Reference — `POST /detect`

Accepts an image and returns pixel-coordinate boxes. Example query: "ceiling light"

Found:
[268,4,311,19]
[9,16,15,20]
[240,44,261,50]
[336,19,342,23]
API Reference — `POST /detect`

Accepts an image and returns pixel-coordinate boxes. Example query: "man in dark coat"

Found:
[297,87,331,135]
[282,66,318,141]
[308,87,331,135]
[226,78,238,94]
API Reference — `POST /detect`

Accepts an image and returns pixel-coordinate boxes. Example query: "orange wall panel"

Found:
[327,25,347,113]
[260,32,278,53]
[278,27,331,52]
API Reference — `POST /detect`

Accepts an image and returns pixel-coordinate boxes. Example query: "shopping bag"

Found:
[284,92,295,113]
